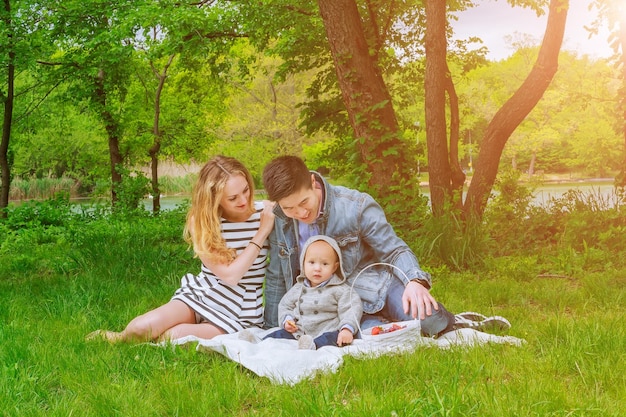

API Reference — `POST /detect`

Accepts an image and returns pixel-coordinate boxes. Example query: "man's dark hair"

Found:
[262,155,313,202]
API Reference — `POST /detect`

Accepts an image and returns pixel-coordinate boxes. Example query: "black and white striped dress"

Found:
[171,201,267,333]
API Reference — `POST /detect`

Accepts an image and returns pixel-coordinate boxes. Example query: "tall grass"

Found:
[8,174,196,202]
[9,176,80,200]
[1,194,625,416]
[158,174,197,195]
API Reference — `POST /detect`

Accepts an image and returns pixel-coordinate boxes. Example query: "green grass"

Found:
[1,206,625,416]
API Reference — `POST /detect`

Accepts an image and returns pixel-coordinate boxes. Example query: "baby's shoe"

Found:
[297,334,316,350]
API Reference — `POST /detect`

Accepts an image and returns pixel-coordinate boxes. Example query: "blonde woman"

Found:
[87,156,274,342]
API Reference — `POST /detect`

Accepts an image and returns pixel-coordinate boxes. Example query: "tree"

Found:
[425,0,568,218]
[124,0,257,212]
[424,0,453,215]
[459,0,568,218]
[1,0,54,215]
[316,0,411,195]
[44,0,143,205]
[233,0,430,195]
[0,0,15,216]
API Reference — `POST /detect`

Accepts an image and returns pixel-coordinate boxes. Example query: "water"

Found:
[67,180,619,212]
[530,180,617,206]
[141,195,190,212]
[419,179,618,207]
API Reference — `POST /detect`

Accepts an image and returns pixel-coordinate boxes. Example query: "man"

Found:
[261,155,460,337]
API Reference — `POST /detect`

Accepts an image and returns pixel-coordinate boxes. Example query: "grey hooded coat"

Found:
[277,235,363,337]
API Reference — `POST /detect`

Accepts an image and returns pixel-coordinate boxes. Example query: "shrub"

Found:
[113,167,151,216]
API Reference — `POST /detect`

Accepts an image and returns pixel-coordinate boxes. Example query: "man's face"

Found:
[277,174,321,224]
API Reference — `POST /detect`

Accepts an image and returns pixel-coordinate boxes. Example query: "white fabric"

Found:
[162,325,525,385]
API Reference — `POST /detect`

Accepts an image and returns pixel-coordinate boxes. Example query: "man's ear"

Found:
[310,173,316,188]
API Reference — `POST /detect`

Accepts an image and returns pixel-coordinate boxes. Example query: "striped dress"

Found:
[171,201,267,333]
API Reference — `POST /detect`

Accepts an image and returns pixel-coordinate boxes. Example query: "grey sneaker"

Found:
[297,334,316,350]
[454,314,511,332]
[238,329,261,344]
[455,311,488,322]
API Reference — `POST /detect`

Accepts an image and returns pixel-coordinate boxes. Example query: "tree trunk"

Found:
[528,151,537,178]
[619,7,626,188]
[0,0,14,217]
[317,0,409,197]
[424,0,450,216]
[95,68,123,204]
[148,56,174,214]
[444,61,466,210]
[463,0,568,219]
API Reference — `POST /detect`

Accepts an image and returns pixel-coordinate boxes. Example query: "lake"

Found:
[136,180,620,212]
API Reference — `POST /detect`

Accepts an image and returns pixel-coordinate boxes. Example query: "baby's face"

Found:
[303,241,339,287]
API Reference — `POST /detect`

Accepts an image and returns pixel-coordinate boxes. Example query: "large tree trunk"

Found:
[0,0,14,218]
[95,68,123,204]
[463,0,568,219]
[424,0,450,216]
[317,0,408,197]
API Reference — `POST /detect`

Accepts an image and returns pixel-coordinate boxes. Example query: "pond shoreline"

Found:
[7,177,618,205]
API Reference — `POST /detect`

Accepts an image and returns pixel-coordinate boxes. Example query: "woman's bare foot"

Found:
[85,329,123,343]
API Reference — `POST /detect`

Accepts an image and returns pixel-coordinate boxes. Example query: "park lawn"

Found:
[0,214,625,416]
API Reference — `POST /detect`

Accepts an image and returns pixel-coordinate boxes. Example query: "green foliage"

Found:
[414,209,491,271]
[109,165,150,214]
[377,174,430,246]
[0,193,75,277]
[2,192,73,230]
[483,168,537,251]
[11,95,109,192]
[113,166,151,215]
[459,50,622,176]
[0,194,188,281]
[484,171,625,271]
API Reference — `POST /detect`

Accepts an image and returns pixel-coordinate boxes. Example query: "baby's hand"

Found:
[336,328,354,346]
[284,319,298,333]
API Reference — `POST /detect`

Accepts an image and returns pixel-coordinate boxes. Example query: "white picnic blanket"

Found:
[162,325,525,385]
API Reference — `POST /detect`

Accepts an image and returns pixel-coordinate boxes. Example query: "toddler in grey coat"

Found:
[263,235,363,349]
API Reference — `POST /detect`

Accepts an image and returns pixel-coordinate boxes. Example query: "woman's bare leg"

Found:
[87,300,196,343]
[161,322,226,341]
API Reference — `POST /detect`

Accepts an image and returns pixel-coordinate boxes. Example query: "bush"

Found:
[484,175,625,267]
[0,193,190,281]
[2,192,73,230]
[113,167,151,216]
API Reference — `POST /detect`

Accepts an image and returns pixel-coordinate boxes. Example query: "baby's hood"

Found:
[299,235,346,283]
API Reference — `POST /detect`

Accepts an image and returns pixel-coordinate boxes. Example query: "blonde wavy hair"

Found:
[183,155,255,264]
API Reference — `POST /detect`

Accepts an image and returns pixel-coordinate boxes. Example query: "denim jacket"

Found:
[263,172,431,328]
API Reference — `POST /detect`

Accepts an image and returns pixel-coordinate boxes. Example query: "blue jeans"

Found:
[360,276,455,337]
[263,329,341,348]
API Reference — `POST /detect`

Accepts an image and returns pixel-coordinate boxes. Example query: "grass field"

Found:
[1,199,625,416]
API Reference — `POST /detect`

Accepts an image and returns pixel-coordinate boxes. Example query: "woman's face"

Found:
[219,174,252,221]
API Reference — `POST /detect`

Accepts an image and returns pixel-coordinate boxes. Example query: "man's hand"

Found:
[336,328,354,346]
[402,281,439,320]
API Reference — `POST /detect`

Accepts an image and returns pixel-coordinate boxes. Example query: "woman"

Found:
[87,155,274,342]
